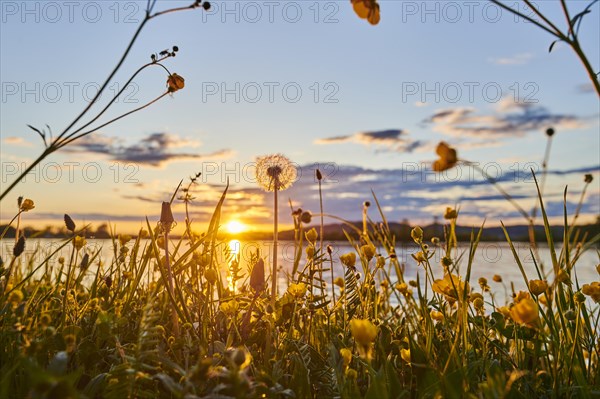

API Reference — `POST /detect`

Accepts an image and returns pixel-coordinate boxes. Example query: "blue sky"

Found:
[1,0,599,232]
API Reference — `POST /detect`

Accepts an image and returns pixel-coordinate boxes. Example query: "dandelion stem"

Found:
[272,183,279,309]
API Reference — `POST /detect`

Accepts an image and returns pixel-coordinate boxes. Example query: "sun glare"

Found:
[225,220,246,234]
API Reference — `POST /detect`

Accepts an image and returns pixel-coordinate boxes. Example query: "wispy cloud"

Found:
[3,136,32,147]
[315,129,425,153]
[488,53,533,65]
[422,99,588,139]
[69,132,233,167]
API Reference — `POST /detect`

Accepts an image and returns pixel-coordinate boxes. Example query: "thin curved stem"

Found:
[57,61,172,147]
[57,92,169,148]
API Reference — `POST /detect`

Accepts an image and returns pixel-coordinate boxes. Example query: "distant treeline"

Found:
[3,221,597,243]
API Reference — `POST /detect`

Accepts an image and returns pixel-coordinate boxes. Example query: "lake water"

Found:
[2,238,598,300]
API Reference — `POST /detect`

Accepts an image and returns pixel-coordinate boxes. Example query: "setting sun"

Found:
[225,220,247,234]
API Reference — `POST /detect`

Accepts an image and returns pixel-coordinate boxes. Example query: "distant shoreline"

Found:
[2,221,598,243]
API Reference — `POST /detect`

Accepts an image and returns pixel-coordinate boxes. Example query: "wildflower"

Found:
[350,319,377,358]
[497,306,511,319]
[306,245,315,258]
[478,277,490,291]
[156,236,166,249]
[529,279,548,296]
[376,256,385,269]
[556,269,571,285]
[166,73,185,93]
[351,0,380,25]
[73,236,87,251]
[40,313,52,326]
[220,300,238,315]
[444,207,457,220]
[334,277,344,287]
[346,368,358,380]
[432,142,458,172]
[58,257,65,265]
[13,236,25,257]
[395,283,412,297]
[119,234,132,246]
[410,226,423,243]
[340,348,352,367]
[204,268,218,284]
[441,256,452,268]
[564,309,577,321]
[493,274,502,283]
[408,280,418,287]
[432,274,469,301]
[582,282,600,303]
[361,244,376,261]
[305,228,318,243]
[288,282,307,298]
[473,297,484,311]
[412,251,428,264]
[8,289,24,305]
[510,297,539,327]
[20,198,35,212]
[430,310,444,321]
[585,174,593,183]
[250,258,265,293]
[574,291,585,304]
[64,214,76,232]
[300,211,312,224]
[139,229,149,239]
[160,202,175,232]
[230,347,251,368]
[255,154,297,191]
[400,348,411,363]
[431,237,440,245]
[470,292,483,302]
[340,252,357,268]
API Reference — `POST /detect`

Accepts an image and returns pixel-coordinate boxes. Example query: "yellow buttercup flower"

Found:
[432,142,458,172]
[361,244,376,261]
[73,236,87,250]
[219,300,239,315]
[167,73,185,93]
[529,279,548,296]
[400,348,411,363]
[582,282,600,303]
[510,297,539,327]
[444,207,457,219]
[340,348,352,367]
[288,282,307,298]
[340,252,357,268]
[350,319,377,347]
[118,234,132,246]
[430,310,444,321]
[351,0,380,25]
[432,274,469,301]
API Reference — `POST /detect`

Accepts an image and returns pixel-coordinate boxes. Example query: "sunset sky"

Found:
[1,0,599,233]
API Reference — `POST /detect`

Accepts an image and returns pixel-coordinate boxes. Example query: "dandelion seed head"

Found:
[255,154,297,191]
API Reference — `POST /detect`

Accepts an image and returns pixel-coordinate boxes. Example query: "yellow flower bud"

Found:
[204,268,218,284]
[340,252,356,268]
[305,228,318,243]
[361,244,376,261]
[410,226,423,243]
[20,198,35,212]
